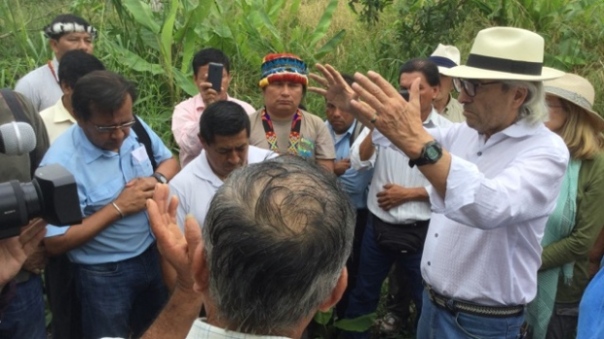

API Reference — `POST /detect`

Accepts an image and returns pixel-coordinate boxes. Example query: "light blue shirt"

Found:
[326,120,373,209]
[40,118,173,265]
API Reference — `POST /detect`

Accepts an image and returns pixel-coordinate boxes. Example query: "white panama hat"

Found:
[544,73,604,132]
[429,44,461,73]
[440,27,564,81]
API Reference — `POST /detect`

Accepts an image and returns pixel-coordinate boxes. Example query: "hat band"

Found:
[44,22,97,39]
[466,54,542,76]
[429,56,457,68]
[544,86,593,111]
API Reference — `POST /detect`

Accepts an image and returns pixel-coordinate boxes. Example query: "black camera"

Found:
[0,164,82,239]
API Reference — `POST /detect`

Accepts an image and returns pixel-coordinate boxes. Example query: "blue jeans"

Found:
[0,275,46,339]
[75,244,168,339]
[418,290,525,339]
[344,215,424,338]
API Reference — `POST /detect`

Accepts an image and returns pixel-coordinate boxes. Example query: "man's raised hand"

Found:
[147,184,201,291]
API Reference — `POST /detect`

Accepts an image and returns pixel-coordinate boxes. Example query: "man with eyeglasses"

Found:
[39,70,179,339]
[311,27,569,338]
[37,49,105,339]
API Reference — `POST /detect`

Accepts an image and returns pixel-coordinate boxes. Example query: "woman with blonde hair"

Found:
[526,72,604,338]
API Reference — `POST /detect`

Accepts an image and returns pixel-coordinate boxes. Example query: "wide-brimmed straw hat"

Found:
[440,27,564,81]
[544,73,604,131]
[429,44,460,73]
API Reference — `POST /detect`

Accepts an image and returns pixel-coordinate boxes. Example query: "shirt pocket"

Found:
[84,176,123,216]
[131,149,154,177]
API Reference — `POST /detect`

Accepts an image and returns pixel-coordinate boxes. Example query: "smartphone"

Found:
[399,88,410,101]
[207,62,223,92]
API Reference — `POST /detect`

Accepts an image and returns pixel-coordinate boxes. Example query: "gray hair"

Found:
[501,80,548,125]
[202,155,355,334]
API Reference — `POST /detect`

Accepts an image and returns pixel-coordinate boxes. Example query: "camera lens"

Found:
[0,181,42,239]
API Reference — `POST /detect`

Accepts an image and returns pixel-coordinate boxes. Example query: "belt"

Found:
[372,214,429,228]
[425,283,525,318]
[402,220,429,227]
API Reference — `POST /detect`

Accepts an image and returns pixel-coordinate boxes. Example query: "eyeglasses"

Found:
[453,78,501,97]
[93,119,136,133]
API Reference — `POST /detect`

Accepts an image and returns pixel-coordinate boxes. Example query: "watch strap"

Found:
[152,172,168,184]
[408,140,442,168]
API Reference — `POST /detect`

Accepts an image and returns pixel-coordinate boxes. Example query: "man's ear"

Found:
[512,87,529,109]
[49,38,60,55]
[199,135,208,149]
[75,117,85,128]
[60,83,72,96]
[192,241,210,294]
[432,84,441,100]
[317,267,348,312]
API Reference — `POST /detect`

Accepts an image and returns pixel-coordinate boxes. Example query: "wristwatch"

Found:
[408,140,442,168]
[151,172,168,184]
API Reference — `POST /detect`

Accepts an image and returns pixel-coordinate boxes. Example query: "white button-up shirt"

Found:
[350,109,453,224]
[417,120,568,306]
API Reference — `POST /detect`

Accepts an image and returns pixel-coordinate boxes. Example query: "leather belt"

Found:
[425,283,525,318]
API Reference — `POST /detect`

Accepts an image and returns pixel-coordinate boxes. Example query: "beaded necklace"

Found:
[261,109,302,155]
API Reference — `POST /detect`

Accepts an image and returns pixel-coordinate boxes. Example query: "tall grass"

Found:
[2,0,604,148]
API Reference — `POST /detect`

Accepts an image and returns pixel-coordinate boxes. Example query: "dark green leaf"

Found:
[334,313,376,332]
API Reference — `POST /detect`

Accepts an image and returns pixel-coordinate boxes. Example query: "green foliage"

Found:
[348,0,393,24]
[2,0,604,143]
[2,0,604,334]
[311,309,377,338]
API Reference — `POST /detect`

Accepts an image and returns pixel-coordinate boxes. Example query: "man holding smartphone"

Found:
[172,48,256,167]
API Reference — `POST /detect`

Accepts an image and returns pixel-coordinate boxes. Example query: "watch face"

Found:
[426,147,440,161]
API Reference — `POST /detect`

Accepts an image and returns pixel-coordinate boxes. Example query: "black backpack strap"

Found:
[349,120,365,147]
[1,89,30,124]
[132,116,157,171]
[0,89,39,176]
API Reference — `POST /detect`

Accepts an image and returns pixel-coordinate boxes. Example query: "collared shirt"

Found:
[41,118,174,265]
[15,58,62,112]
[441,94,465,123]
[351,109,452,224]
[186,318,291,339]
[172,93,256,167]
[325,120,373,209]
[419,120,569,306]
[249,109,336,161]
[170,146,276,229]
[40,97,77,143]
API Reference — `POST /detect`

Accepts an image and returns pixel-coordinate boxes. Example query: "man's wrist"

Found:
[408,140,443,168]
[111,201,125,219]
[152,172,168,184]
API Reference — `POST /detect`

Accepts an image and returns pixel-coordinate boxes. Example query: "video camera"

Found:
[0,164,82,239]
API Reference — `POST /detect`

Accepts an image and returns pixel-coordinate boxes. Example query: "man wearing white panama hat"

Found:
[429,43,465,122]
[310,26,569,338]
